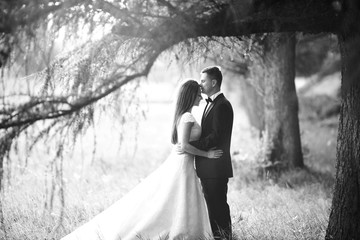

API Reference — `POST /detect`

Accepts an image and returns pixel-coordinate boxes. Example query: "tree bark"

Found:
[325,33,360,240]
[263,33,304,170]
[325,0,360,238]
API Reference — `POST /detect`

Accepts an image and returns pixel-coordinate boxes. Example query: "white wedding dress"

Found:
[61,112,213,240]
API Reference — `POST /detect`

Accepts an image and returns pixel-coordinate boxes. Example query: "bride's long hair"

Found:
[171,80,199,144]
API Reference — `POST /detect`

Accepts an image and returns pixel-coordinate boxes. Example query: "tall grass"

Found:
[229,164,332,239]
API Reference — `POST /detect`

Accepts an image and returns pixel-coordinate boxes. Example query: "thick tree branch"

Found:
[198,0,340,36]
[112,0,340,49]
[0,70,145,129]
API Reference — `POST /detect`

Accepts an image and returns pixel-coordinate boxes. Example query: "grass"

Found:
[228,166,332,240]
[1,98,337,240]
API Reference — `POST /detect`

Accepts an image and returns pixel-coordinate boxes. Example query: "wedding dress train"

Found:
[61,112,212,240]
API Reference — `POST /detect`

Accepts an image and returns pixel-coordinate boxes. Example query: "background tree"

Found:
[296,34,341,97]
[262,33,303,172]
[224,33,340,137]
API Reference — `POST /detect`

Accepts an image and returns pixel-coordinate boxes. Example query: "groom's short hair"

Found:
[201,66,223,87]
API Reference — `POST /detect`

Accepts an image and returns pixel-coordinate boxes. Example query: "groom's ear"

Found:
[211,79,217,87]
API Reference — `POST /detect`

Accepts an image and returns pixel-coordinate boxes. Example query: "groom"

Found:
[191,66,234,240]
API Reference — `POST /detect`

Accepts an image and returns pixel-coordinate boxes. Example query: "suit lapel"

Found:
[201,94,224,125]
[204,102,215,119]
[202,101,210,123]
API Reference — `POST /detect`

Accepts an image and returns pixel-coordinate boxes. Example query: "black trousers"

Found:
[201,178,232,240]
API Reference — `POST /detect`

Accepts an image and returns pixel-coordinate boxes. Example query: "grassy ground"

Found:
[1,90,338,240]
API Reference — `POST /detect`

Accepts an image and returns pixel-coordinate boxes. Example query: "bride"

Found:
[61,80,223,240]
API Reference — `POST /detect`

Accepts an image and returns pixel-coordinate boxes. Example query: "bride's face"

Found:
[193,88,203,107]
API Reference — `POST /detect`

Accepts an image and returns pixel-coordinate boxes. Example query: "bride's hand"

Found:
[207,149,223,159]
[175,143,184,154]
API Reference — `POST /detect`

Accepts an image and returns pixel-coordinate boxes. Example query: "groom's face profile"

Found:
[199,72,214,96]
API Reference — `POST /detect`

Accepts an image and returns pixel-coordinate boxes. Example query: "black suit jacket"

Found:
[191,93,234,178]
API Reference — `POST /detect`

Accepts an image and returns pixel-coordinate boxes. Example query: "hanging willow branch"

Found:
[0,35,166,129]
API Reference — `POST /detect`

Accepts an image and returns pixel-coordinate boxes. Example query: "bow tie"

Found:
[206,97,213,103]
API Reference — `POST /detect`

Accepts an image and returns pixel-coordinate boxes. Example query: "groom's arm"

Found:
[190,123,218,150]
[190,103,232,150]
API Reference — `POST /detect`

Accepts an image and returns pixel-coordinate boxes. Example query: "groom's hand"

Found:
[175,143,185,154]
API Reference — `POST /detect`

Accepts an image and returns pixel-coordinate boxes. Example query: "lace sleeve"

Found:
[180,112,195,124]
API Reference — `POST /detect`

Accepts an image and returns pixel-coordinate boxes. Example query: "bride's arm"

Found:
[178,122,222,158]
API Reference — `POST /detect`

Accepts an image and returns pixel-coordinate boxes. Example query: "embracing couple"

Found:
[62,66,234,240]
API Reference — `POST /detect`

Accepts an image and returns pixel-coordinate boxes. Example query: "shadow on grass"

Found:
[231,159,335,196]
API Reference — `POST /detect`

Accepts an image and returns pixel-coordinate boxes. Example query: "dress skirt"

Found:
[61,149,212,240]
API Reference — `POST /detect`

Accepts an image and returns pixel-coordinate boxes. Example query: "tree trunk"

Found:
[239,77,265,137]
[262,33,304,172]
[0,129,18,191]
[325,34,360,240]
